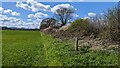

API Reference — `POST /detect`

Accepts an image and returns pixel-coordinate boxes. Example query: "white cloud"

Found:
[34,12,48,18]
[0,7,4,11]
[100,13,104,15]
[4,9,12,14]
[30,1,51,12]
[0,7,4,14]
[8,17,21,23]
[73,14,79,18]
[16,1,51,12]
[0,14,8,22]
[27,19,32,21]
[88,13,96,17]
[0,14,41,29]
[12,12,20,16]
[0,15,22,24]
[28,14,34,18]
[31,6,39,12]
[16,2,31,10]
[23,22,41,29]
[0,14,23,27]
[4,9,20,16]
[51,4,76,14]
[82,13,97,19]
[83,16,90,19]
[32,3,50,11]
[28,12,48,19]
[0,7,20,16]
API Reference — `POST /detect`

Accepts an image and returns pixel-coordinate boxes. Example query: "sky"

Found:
[1,0,120,2]
[0,0,118,29]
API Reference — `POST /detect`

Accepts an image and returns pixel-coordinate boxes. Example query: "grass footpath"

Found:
[2,30,119,66]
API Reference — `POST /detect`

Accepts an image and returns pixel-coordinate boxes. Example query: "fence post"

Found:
[75,37,79,51]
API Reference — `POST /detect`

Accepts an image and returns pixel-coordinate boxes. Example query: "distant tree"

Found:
[40,18,57,30]
[53,7,75,26]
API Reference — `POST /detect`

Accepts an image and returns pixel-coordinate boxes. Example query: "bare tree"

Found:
[53,7,75,26]
[102,2,120,41]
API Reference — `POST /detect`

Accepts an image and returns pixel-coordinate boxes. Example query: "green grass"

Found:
[2,30,119,66]
[0,30,2,67]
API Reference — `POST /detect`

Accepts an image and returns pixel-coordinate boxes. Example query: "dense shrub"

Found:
[69,18,89,31]
[68,18,100,37]
[68,18,88,37]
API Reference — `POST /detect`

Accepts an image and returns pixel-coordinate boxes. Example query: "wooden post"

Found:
[75,37,79,51]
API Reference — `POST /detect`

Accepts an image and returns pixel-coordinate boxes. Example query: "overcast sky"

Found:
[0,0,118,29]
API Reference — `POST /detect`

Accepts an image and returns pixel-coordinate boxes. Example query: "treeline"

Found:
[1,27,39,31]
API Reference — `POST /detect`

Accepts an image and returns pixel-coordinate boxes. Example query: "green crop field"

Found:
[2,30,119,66]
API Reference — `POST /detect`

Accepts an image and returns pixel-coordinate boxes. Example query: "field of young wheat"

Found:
[2,30,118,66]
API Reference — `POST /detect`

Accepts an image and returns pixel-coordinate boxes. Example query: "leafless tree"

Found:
[53,7,75,26]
